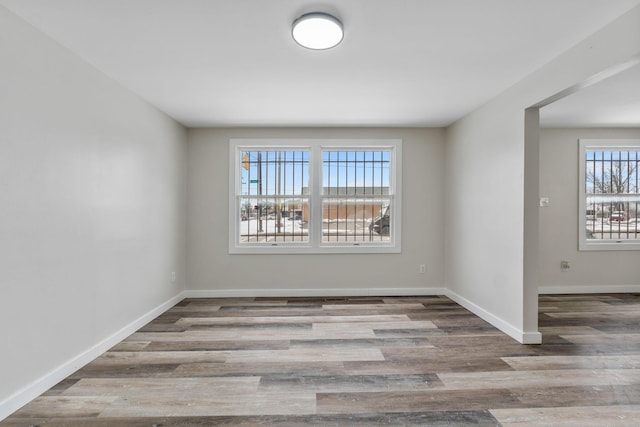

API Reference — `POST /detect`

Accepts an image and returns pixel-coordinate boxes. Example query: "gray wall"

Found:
[0,6,187,411]
[186,128,445,295]
[539,128,640,292]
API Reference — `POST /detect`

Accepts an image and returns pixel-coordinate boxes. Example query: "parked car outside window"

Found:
[609,211,627,222]
[369,204,390,235]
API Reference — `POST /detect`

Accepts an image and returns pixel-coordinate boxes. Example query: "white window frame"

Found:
[579,139,640,251]
[229,138,402,254]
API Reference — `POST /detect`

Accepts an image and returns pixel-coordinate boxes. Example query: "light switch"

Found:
[539,197,550,207]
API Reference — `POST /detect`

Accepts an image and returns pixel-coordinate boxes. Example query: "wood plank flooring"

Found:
[3,294,640,426]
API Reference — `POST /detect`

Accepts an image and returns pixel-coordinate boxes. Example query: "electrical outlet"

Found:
[171,271,176,283]
[539,197,550,207]
[560,261,570,272]
[419,264,426,274]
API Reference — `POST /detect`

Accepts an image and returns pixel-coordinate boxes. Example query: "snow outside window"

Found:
[229,139,402,254]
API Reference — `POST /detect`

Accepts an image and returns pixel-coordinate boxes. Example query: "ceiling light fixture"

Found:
[292,12,343,50]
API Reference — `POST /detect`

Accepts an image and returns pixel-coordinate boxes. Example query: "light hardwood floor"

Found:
[2,294,640,426]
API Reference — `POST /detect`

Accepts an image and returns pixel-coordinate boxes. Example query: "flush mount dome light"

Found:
[292,12,343,50]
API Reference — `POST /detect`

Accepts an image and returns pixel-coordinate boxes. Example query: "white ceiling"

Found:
[2,0,639,128]
[540,63,640,128]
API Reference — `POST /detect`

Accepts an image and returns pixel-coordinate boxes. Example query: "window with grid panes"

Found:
[229,139,402,254]
[579,139,640,251]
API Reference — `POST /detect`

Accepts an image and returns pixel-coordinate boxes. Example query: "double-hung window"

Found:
[229,139,402,254]
[579,139,640,251]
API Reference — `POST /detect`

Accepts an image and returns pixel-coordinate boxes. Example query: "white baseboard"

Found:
[539,284,640,294]
[444,290,542,345]
[183,287,447,298]
[0,291,186,422]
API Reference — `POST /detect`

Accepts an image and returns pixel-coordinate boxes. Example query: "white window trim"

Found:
[578,138,640,251]
[229,138,402,254]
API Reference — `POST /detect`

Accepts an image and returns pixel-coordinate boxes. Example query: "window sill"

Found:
[579,240,640,251]
[229,244,401,255]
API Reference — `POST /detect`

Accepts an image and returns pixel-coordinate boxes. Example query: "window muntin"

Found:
[229,139,401,254]
[579,139,640,251]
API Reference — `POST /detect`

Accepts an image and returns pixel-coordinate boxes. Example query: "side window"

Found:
[579,139,640,250]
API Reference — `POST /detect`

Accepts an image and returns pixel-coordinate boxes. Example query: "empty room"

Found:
[2,1,640,425]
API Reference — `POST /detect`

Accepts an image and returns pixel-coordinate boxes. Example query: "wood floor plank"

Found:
[10,396,118,418]
[437,369,640,390]
[67,363,181,379]
[546,311,640,320]
[312,320,437,330]
[381,344,535,361]
[165,305,221,313]
[538,325,603,335]
[503,354,640,370]
[321,303,427,310]
[316,389,524,413]
[224,347,385,363]
[63,377,261,397]
[173,361,348,377]
[560,333,640,344]
[175,314,412,326]
[96,392,316,417]
[512,384,640,407]
[129,325,379,342]
[91,350,228,365]
[491,404,640,426]
[342,358,514,374]
[288,337,439,349]
[142,339,291,352]
[257,373,442,393]
[108,341,150,352]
